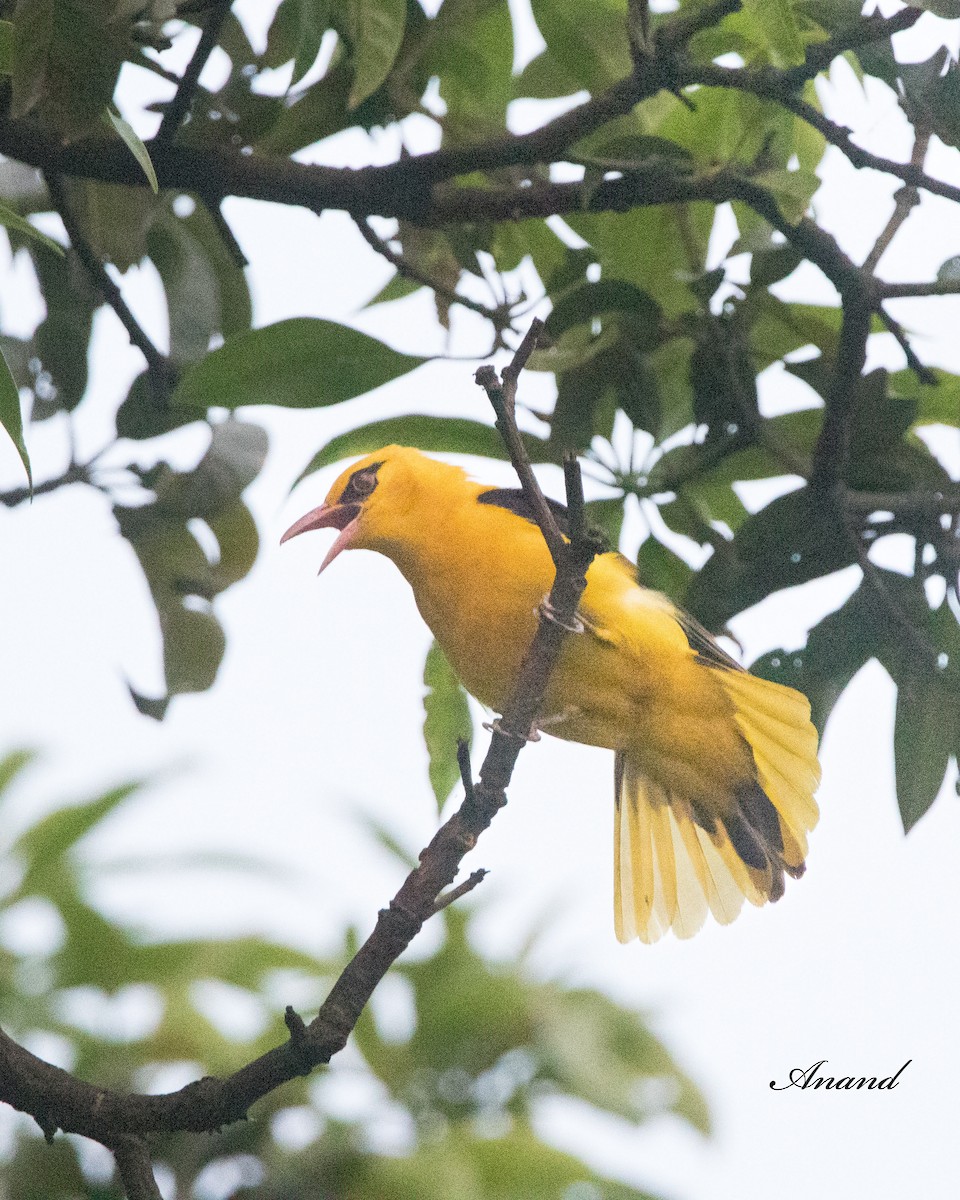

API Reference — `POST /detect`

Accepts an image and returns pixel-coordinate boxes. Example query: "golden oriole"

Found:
[282,445,820,943]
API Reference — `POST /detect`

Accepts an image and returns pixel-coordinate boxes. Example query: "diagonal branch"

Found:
[0,324,601,1146]
[42,173,172,407]
[354,217,510,328]
[156,0,233,145]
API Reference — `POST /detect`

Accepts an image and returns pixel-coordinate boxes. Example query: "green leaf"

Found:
[58,178,158,271]
[148,215,220,366]
[173,318,428,411]
[363,270,423,308]
[744,0,804,66]
[347,0,406,109]
[753,168,819,224]
[11,782,142,900]
[889,367,960,428]
[104,108,158,194]
[161,604,227,695]
[635,535,694,603]
[530,0,632,93]
[423,640,472,813]
[684,486,854,631]
[10,0,52,118]
[32,244,98,411]
[0,344,31,487]
[0,199,63,255]
[297,416,552,484]
[894,669,954,833]
[12,0,128,140]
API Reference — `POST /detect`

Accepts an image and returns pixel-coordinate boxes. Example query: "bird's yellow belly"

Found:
[413,555,706,756]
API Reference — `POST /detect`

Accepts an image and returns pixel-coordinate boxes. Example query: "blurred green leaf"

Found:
[148,214,221,365]
[530,0,631,93]
[32,246,98,411]
[297,416,552,484]
[744,0,803,66]
[0,199,63,256]
[894,665,955,833]
[635,535,694,602]
[423,640,472,813]
[753,168,819,224]
[174,318,428,411]
[104,108,158,193]
[12,0,128,139]
[347,0,405,108]
[0,344,31,486]
[10,782,141,901]
[684,486,853,630]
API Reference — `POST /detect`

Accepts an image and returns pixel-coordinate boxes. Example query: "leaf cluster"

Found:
[0,754,702,1200]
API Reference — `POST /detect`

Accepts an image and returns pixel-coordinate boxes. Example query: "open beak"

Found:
[280,502,361,574]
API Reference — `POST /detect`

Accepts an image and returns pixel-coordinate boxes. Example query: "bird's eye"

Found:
[340,462,383,504]
[353,470,377,496]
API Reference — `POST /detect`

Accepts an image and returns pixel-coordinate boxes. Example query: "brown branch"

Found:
[42,174,172,407]
[475,321,567,568]
[847,487,960,517]
[679,62,960,210]
[809,287,872,492]
[112,1137,164,1200]
[783,8,921,84]
[155,0,233,145]
[0,324,601,1149]
[876,307,938,386]
[878,279,960,299]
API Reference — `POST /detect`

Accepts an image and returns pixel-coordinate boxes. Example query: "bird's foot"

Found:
[483,718,541,743]
[537,595,585,634]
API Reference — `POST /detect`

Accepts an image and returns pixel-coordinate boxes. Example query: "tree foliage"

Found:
[1,0,960,1195]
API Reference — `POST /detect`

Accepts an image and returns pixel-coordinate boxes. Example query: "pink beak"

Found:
[280,502,361,574]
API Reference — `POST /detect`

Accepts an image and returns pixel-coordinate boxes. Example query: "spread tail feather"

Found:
[613,671,820,944]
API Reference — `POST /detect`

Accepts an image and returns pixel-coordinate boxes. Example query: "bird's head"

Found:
[280,445,438,572]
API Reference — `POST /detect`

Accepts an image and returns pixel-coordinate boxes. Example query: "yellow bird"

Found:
[282,445,820,943]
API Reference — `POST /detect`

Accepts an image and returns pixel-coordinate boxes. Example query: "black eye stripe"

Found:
[338,461,383,504]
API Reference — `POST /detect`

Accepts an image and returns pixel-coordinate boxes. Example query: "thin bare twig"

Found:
[876,306,938,386]
[475,321,568,567]
[43,173,172,407]
[432,869,488,914]
[680,62,960,210]
[879,279,960,299]
[355,218,509,326]
[864,130,930,274]
[156,0,233,145]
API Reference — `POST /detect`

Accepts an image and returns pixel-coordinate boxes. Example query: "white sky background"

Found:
[3,2,960,1198]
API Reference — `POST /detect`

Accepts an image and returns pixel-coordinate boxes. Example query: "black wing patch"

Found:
[477,487,571,535]
[675,611,745,672]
